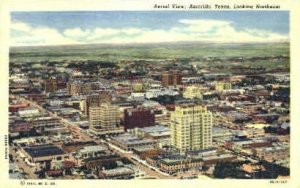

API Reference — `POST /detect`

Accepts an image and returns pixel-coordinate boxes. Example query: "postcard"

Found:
[0,0,299,187]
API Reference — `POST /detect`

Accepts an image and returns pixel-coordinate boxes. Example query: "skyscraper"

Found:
[67,81,92,95]
[45,77,58,93]
[172,70,182,86]
[170,103,213,154]
[162,70,182,87]
[89,103,123,135]
[84,92,112,116]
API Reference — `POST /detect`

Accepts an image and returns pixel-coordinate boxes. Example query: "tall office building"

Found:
[44,77,67,93]
[162,70,182,87]
[89,103,123,135]
[84,92,112,116]
[170,103,213,154]
[172,70,182,86]
[45,77,58,93]
[67,81,92,95]
[124,107,155,131]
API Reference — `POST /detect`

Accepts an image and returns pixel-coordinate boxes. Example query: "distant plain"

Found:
[10,42,289,70]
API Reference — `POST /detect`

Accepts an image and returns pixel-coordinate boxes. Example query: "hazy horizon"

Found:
[10,41,290,49]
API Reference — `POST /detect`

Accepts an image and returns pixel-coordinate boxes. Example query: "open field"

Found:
[10,42,289,63]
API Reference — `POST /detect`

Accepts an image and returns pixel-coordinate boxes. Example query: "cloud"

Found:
[121,28,143,35]
[10,22,80,46]
[10,22,31,33]
[178,19,232,33]
[10,19,289,46]
[63,28,90,38]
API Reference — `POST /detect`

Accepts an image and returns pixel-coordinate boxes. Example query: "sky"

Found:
[10,11,289,46]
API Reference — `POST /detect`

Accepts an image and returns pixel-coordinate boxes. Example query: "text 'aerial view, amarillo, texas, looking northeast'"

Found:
[8,11,289,180]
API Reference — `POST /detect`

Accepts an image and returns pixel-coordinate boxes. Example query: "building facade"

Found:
[162,70,182,87]
[67,81,91,95]
[84,92,112,116]
[124,107,155,131]
[183,85,202,99]
[170,104,213,154]
[45,77,58,93]
[89,103,123,135]
[215,82,232,91]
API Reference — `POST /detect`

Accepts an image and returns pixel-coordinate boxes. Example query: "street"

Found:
[10,146,38,179]
[15,95,172,179]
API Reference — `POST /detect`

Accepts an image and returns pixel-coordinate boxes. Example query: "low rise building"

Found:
[19,145,69,169]
[9,103,29,113]
[145,88,179,99]
[110,133,156,151]
[133,125,170,148]
[215,82,232,91]
[12,136,50,146]
[18,108,41,118]
[31,117,61,129]
[132,146,164,160]
[159,157,203,174]
[253,146,289,162]
[43,126,72,141]
[83,155,121,170]
[75,145,108,160]
[224,138,272,152]
[148,149,235,174]
[98,167,134,179]
[183,85,202,99]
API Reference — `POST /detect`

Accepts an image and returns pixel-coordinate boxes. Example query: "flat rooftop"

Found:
[202,154,234,161]
[35,117,59,121]
[79,145,107,153]
[111,134,154,145]
[132,146,157,152]
[23,145,65,158]
[101,167,134,176]
[137,125,169,133]
[137,125,170,137]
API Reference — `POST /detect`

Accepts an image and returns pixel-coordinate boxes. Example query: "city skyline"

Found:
[11,11,289,46]
[7,10,291,180]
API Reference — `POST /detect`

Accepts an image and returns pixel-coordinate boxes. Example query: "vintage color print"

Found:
[8,11,290,181]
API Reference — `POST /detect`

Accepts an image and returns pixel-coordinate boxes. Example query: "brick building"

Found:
[124,107,155,131]
[162,70,182,87]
